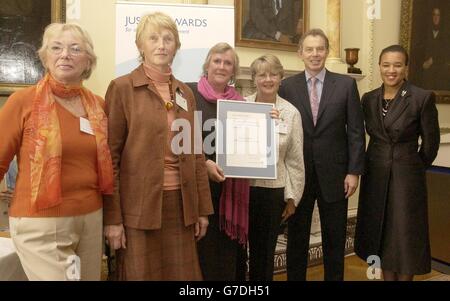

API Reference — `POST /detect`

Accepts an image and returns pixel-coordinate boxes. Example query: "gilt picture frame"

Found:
[0,0,66,96]
[400,0,450,103]
[235,0,309,52]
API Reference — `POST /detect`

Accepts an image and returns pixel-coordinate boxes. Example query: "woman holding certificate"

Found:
[187,42,249,281]
[245,54,305,280]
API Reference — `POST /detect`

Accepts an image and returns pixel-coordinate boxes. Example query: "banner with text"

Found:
[116,1,234,82]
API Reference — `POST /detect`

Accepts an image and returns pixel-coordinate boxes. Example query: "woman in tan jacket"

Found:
[103,12,213,280]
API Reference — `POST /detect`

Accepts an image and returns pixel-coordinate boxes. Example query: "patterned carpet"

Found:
[274,216,357,274]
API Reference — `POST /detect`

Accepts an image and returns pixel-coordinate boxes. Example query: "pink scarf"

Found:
[197,76,243,103]
[198,76,249,245]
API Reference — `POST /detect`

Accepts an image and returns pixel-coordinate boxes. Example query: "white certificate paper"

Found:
[217,99,276,179]
[225,111,267,168]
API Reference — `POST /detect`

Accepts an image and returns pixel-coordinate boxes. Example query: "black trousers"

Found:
[197,181,247,281]
[248,186,285,281]
[286,169,348,281]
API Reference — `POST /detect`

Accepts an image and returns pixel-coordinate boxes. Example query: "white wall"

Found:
[342,0,400,93]
[66,0,116,96]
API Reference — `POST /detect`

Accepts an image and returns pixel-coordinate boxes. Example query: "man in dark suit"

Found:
[243,0,296,43]
[278,28,365,281]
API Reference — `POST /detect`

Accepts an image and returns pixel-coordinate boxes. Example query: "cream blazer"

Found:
[245,93,305,206]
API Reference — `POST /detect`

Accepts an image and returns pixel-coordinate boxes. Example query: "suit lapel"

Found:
[294,72,314,124]
[316,70,336,123]
[383,82,410,129]
[373,87,388,137]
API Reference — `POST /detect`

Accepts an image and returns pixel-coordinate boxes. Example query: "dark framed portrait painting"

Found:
[235,0,309,52]
[0,0,66,96]
[400,0,450,103]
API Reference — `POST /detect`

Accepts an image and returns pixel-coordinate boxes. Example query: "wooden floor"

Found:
[273,254,444,281]
[1,230,447,281]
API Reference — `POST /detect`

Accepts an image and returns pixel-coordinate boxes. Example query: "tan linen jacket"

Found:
[103,65,213,229]
[246,93,305,206]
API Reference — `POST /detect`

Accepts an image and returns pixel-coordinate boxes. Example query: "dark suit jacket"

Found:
[243,0,295,41]
[278,70,365,203]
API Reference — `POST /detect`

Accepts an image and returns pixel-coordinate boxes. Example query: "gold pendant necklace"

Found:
[151,78,175,111]
[165,101,173,110]
[165,79,175,110]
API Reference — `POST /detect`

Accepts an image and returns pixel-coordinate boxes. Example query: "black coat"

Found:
[354,82,440,265]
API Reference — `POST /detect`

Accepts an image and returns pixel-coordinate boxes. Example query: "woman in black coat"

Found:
[355,45,440,281]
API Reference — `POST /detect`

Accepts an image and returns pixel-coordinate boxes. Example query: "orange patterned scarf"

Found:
[29,74,113,211]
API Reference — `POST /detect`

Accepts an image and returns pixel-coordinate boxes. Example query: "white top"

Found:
[245,93,305,206]
[305,68,326,104]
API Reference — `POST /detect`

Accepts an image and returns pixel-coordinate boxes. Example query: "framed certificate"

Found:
[216,99,277,179]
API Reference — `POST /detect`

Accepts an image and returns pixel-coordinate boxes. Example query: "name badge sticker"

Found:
[278,122,288,134]
[176,93,188,111]
[80,117,94,135]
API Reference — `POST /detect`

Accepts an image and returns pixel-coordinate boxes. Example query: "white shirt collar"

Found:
[245,93,281,106]
[305,68,326,83]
